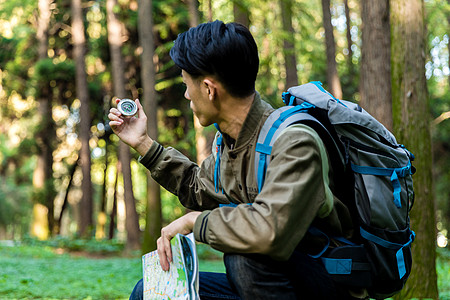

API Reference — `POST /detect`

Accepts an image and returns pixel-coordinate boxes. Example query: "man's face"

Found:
[182,70,218,126]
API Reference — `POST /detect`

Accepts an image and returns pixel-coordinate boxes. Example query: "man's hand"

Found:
[108,98,153,156]
[157,211,201,271]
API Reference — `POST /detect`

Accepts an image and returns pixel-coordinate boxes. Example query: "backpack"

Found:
[255,81,416,299]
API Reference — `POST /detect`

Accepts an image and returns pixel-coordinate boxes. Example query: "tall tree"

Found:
[344,0,354,79]
[360,0,392,131]
[448,0,450,89]
[31,0,53,240]
[390,0,439,298]
[106,0,141,251]
[233,1,250,28]
[187,0,200,26]
[280,0,299,89]
[206,0,213,22]
[138,0,162,253]
[321,0,343,99]
[71,0,93,237]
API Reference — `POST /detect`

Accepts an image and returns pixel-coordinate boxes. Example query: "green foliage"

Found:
[0,177,31,232]
[196,243,223,261]
[34,58,75,83]
[31,179,56,206]
[425,0,450,235]
[22,236,125,255]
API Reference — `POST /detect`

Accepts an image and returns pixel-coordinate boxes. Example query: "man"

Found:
[109,20,358,299]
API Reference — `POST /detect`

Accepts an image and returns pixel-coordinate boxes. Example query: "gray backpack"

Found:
[255,81,416,299]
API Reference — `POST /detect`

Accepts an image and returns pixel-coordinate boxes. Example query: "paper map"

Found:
[142,233,198,300]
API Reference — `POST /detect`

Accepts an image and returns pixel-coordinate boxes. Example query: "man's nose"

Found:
[184,90,190,100]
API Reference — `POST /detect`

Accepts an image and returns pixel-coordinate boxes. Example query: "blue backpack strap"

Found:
[350,161,414,208]
[213,123,223,193]
[255,104,319,192]
[360,227,415,279]
[255,103,344,193]
[307,227,371,275]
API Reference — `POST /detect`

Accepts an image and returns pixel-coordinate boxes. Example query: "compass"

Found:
[118,99,138,117]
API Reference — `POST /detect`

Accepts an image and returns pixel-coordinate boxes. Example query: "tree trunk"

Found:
[96,137,109,240]
[280,0,298,89]
[32,0,53,240]
[71,0,93,238]
[107,0,141,250]
[360,0,392,131]
[55,158,79,235]
[448,0,450,89]
[344,0,354,79]
[207,0,213,22]
[109,161,120,240]
[138,0,162,253]
[321,0,343,99]
[233,1,250,28]
[390,0,439,298]
[187,0,200,27]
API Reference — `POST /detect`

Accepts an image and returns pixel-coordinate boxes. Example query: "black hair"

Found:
[170,20,259,98]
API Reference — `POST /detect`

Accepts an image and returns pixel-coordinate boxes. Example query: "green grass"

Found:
[0,245,141,299]
[0,243,225,300]
[437,248,450,300]
[0,244,448,300]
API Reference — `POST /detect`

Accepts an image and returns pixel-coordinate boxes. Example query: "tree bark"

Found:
[360,0,392,131]
[321,0,343,99]
[96,131,109,240]
[71,0,93,238]
[109,161,120,240]
[207,0,213,22]
[280,0,298,89]
[138,0,162,253]
[448,0,450,89]
[107,0,141,250]
[55,158,79,235]
[233,1,250,28]
[187,0,200,27]
[31,0,53,240]
[390,0,439,298]
[344,0,354,79]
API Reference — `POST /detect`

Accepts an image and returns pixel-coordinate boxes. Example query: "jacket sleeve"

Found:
[138,136,229,211]
[193,124,335,261]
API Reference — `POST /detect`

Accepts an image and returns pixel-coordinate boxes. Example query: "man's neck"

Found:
[216,92,255,140]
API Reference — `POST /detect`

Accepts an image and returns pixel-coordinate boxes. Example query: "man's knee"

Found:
[224,253,257,293]
[224,253,256,284]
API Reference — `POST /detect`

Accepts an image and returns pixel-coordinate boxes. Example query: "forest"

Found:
[0,0,449,298]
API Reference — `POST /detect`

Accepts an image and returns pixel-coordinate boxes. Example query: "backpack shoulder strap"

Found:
[255,104,343,193]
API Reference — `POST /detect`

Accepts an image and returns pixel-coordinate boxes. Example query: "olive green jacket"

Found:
[139,93,353,261]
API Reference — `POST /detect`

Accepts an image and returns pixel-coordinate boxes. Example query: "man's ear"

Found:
[203,78,218,101]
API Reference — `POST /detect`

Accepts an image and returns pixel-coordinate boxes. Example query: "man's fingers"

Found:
[164,236,172,264]
[108,110,124,128]
[157,237,170,271]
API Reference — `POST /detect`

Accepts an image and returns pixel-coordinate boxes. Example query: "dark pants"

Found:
[130,252,353,300]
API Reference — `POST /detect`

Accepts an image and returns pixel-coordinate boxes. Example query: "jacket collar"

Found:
[222,92,274,151]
